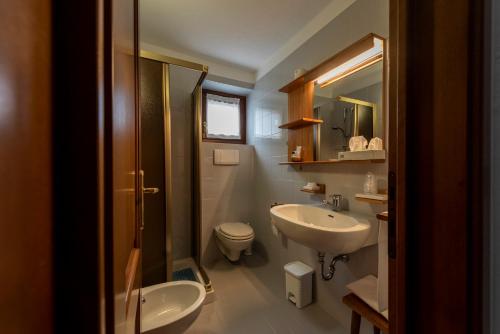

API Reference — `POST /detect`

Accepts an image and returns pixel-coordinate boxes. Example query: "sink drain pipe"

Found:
[318,252,349,281]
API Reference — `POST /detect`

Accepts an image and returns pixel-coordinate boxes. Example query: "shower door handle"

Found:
[139,170,160,231]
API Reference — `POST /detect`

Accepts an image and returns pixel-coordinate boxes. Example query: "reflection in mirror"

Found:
[313,61,383,161]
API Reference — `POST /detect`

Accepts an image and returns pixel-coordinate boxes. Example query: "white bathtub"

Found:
[141,281,206,333]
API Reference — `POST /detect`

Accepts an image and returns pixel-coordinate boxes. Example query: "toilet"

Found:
[214,222,255,262]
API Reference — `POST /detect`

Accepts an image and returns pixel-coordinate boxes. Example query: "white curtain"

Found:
[206,94,240,138]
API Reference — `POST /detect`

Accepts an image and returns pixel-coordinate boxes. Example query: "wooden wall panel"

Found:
[287,81,314,161]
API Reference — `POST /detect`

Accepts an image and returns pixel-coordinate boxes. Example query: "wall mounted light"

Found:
[316,36,384,88]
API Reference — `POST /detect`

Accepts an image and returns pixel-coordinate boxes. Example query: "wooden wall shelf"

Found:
[279,159,385,165]
[279,117,323,129]
[300,184,325,194]
[355,194,388,204]
[376,211,389,221]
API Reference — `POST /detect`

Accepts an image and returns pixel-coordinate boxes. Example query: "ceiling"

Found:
[140,0,355,82]
[202,80,253,97]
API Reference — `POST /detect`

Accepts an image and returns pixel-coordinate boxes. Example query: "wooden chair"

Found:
[343,215,389,333]
[343,293,389,334]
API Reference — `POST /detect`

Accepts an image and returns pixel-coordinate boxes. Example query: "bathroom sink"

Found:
[270,204,378,254]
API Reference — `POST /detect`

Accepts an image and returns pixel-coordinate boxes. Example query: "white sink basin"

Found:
[270,204,378,254]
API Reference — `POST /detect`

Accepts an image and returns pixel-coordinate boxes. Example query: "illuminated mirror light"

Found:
[316,37,383,88]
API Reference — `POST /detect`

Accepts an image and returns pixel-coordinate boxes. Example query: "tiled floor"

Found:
[185,256,348,334]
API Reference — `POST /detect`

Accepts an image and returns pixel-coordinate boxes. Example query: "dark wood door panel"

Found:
[389,0,488,333]
[0,1,53,333]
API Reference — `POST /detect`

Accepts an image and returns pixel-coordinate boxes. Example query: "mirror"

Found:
[313,61,383,161]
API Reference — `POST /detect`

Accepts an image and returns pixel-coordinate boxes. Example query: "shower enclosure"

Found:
[139,51,208,287]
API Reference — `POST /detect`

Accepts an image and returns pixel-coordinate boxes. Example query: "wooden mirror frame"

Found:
[278,33,387,165]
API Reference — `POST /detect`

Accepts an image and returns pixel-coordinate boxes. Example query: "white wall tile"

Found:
[244,0,389,331]
[200,143,255,265]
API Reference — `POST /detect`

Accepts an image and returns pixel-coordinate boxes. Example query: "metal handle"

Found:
[329,194,342,204]
[139,170,145,231]
[326,194,343,211]
[139,170,160,231]
[388,171,396,259]
[144,187,159,194]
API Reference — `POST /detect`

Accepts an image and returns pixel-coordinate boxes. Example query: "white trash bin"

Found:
[284,261,314,308]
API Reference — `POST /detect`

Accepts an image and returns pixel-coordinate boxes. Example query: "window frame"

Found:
[202,89,246,144]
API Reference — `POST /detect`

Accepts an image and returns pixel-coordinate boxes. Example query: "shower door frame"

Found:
[140,50,207,281]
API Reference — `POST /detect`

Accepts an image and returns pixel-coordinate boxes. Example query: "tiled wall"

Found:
[245,0,389,331]
[200,142,255,265]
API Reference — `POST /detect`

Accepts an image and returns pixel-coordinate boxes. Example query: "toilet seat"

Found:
[218,222,254,240]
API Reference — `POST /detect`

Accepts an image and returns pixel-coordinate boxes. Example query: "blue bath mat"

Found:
[173,267,197,282]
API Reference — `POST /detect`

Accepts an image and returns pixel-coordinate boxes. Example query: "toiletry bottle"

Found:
[363,172,377,194]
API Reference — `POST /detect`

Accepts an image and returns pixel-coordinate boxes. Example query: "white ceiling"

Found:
[140,0,356,83]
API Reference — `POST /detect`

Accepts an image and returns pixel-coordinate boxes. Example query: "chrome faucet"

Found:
[324,194,343,211]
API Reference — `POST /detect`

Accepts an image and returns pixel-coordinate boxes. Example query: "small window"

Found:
[202,89,246,144]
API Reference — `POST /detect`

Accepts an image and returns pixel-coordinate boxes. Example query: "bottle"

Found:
[363,172,377,194]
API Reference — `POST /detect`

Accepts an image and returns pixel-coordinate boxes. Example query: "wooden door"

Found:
[389,0,488,333]
[0,1,53,332]
[0,0,141,332]
[106,0,142,332]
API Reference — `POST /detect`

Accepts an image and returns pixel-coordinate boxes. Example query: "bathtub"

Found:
[141,280,206,333]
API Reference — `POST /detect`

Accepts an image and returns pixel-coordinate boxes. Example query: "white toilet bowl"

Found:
[214,222,254,262]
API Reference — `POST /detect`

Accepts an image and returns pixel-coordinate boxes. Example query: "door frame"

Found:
[53,0,142,331]
[388,0,407,332]
[388,0,490,332]
[53,0,107,331]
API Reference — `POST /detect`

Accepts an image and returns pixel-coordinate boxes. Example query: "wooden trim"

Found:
[52,0,106,331]
[279,33,382,93]
[192,86,203,266]
[125,248,140,316]
[135,0,142,250]
[307,32,385,83]
[343,293,389,333]
[279,75,306,94]
[388,0,407,333]
[468,0,489,331]
[279,159,385,165]
[202,89,247,144]
[162,64,174,281]
[376,212,389,221]
[279,117,323,129]
[318,54,383,88]
[355,197,388,205]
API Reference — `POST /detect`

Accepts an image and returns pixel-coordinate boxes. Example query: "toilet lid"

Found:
[219,223,254,239]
